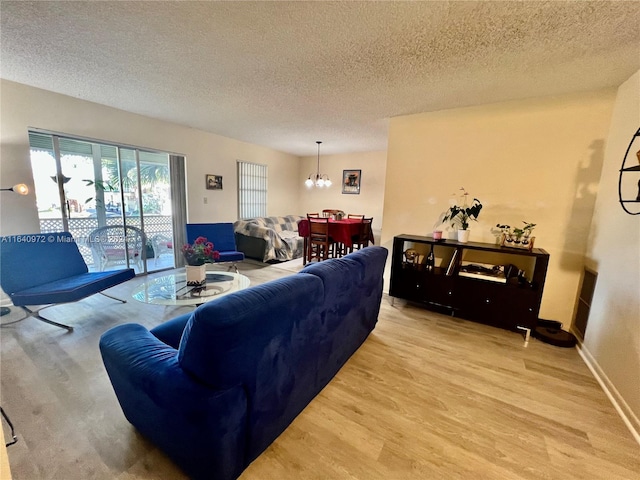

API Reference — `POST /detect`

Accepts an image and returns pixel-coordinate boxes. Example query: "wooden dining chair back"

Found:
[322,209,343,218]
[307,212,320,217]
[347,214,364,219]
[307,216,332,262]
[351,217,373,252]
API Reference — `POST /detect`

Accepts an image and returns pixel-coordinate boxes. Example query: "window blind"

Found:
[237,161,267,219]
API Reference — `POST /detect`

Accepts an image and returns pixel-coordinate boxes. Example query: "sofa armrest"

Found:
[150,312,192,348]
[100,323,248,480]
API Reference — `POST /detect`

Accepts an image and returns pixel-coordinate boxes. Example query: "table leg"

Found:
[303,237,308,265]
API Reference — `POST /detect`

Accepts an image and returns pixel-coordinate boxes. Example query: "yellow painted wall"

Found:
[383,90,616,326]
[0,80,300,237]
[584,71,640,433]
[298,150,387,239]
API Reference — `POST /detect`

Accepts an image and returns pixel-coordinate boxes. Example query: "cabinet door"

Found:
[390,266,425,302]
[455,278,538,331]
[455,278,500,326]
[498,287,538,330]
[422,274,455,308]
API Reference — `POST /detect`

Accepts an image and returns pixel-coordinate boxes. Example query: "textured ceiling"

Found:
[1,1,639,156]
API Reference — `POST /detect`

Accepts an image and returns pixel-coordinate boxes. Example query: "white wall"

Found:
[384,90,616,327]
[298,150,387,239]
[0,80,300,236]
[584,70,640,435]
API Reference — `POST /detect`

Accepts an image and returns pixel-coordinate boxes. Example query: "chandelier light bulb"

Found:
[304,141,330,189]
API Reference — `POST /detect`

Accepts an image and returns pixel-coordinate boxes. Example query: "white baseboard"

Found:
[574,335,640,446]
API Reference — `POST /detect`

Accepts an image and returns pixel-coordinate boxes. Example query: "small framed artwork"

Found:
[342,169,361,195]
[206,174,223,190]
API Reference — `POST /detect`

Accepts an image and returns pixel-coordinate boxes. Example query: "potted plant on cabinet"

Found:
[497,221,537,250]
[442,188,483,243]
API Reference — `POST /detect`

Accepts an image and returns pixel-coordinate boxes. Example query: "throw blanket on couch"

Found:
[233,215,304,262]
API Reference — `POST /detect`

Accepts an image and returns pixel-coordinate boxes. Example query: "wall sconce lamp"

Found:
[0,183,29,316]
[0,183,29,195]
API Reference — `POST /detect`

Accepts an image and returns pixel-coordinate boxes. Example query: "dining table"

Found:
[298,217,374,263]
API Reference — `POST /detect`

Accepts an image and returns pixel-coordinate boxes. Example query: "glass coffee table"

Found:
[132,269,250,306]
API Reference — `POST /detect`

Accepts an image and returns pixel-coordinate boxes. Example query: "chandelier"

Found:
[305,141,332,188]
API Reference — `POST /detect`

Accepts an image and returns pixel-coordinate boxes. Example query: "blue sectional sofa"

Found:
[100,246,388,480]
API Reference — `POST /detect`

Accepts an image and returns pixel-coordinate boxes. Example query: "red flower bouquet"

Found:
[182,236,220,266]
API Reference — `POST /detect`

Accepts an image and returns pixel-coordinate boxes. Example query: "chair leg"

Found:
[99,291,128,303]
[1,407,18,446]
[227,263,239,274]
[19,306,74,331]
[16,290,132,332]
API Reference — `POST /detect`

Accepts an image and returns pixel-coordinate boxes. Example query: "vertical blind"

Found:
[169,155,188,267]
[237,161,267,219]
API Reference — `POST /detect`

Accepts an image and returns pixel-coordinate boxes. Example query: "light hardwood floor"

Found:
[1,258,638,479]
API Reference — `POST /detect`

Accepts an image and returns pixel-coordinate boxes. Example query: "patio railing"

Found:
[39,215,174,268]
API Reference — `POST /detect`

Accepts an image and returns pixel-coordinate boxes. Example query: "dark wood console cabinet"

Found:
[390,234,550,332]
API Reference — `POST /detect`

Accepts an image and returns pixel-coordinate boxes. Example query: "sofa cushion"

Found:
[151,312,193,349]
[10,269,135,306]
[178,274,323,389]
[178,273,325,460]
[0,232,88,295]
[299,247,387,383]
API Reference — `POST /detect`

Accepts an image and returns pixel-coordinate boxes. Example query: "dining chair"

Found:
[350,217,373,252]
[307,216,333,262]
[347,214,365,219]
[307,212,320,217]
[298,218,310,265]
[322,209,344,218]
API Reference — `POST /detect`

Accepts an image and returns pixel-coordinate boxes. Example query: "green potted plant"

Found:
[443,188,483,243]
[496,221,536,250]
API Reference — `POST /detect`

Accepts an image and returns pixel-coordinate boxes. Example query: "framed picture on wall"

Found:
[342,169,361,195]
[206,174,223,190]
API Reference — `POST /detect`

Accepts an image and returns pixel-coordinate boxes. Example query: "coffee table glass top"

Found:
[132,270,250,306]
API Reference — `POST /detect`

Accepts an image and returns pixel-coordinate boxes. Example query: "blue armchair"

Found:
[0,232,135,331]
[186,223,245,272]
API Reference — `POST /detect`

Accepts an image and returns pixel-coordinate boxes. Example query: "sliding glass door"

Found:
[29,132,177,274]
